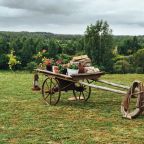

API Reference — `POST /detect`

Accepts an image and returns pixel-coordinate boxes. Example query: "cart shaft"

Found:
[79,81,127,95]
[97,79,130,90]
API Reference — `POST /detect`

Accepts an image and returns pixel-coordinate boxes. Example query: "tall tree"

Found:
[0,36,9,69]
[84,20,113,71]
[134,49,144,72]
[47,39,59,58]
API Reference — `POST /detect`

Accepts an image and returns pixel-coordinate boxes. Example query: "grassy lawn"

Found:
[0,71,144,144]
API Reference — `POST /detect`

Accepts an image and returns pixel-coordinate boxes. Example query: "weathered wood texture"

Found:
[35,69,104,81]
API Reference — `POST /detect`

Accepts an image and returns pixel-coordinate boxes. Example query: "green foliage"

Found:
[133,48,144,73]
[25,62,37,73]
[134,48,144,67]
[62,40,77,55]
[113,59,132,73]
[0,32,83,70]
[44,39,60,58]
[56,54,72,64]
[1,31,144,73]
[69,64,78,69]
[0,54,9,69]
[136,67,143,74]
[58,64,65,74]
[7,50,21,70]
[34,51,44,65]
[118,36,142,55]
[84,20,114,72]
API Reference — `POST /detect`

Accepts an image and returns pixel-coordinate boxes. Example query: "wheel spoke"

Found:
[46,81,49,89]
[44,93,50,100]
[73,82,91,101]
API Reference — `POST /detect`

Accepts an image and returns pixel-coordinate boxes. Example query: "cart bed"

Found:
[35,69,104,81]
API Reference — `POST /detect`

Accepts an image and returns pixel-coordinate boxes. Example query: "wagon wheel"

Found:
[121,81,144,119]
[73,80,91,101]
[42,77,61,105]
[73,83,82,100]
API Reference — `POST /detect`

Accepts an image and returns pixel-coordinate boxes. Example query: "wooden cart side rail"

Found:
[35,69,77,82]
[35,69,104,82]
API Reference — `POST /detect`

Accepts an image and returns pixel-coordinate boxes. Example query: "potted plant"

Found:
[52,59,62,73]
[53,59,68,74]
[43,58,53,71]
[67,63,79,76]
[58,64,67,74]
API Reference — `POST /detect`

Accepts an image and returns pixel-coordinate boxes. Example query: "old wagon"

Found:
[35,69,144,119]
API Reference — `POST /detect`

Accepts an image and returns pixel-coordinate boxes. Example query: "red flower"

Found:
[44,59,51,66]
[56,59,63,65]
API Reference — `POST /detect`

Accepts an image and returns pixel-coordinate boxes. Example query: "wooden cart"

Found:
[35,69,144,119]
[36,69,104,105]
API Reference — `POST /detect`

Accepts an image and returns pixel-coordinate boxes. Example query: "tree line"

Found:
[0,20,144,73]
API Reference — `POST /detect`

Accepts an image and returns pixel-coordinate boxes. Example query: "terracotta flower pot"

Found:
[53,66,59,73]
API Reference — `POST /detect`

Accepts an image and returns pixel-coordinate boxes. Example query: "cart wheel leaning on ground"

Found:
[73,79,91,101]
[121,80,144,119]
[42,77,61,105]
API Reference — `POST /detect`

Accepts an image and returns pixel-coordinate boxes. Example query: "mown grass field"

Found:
[0,71,144,144]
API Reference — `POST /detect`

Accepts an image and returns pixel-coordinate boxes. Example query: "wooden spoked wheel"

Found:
[73,80,91,101]
[121,81,144,119]
[42,77,61,105]
[73,83,82,100]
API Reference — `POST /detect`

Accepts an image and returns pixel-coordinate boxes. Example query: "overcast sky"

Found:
[0,0,144,35]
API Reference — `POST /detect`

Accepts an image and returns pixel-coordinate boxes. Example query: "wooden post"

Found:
[32,73,41,91]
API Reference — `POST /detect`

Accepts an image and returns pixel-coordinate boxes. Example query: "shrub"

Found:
[7,50,21,70]
[136,67,143,74]
[26,62,37,73]
[113,59,132,73]
[134,49,144,68]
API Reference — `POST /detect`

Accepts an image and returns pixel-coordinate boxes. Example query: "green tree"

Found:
[0,36,10,69]
[84,20,114,71]
[134,48,144,73]
[113,59,132,73]
[118,36,142,55]
[62,40,76,55]
[46,39,60,58]
[20,38,35,67]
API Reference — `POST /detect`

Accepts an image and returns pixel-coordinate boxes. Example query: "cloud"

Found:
[0,0,144,35]
[0,0,84,15]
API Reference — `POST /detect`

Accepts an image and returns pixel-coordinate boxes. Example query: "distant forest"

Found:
[0,29,144,73]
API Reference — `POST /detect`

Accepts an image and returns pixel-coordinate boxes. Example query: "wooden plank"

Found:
[72,55,88,61]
